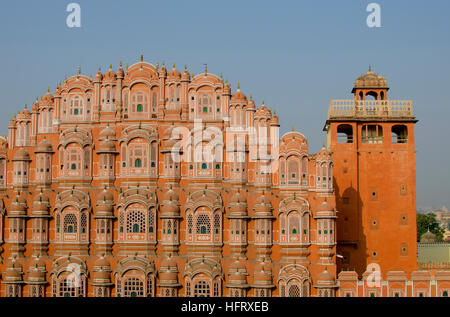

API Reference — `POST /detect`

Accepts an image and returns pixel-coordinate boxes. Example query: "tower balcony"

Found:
[327,99,414,120]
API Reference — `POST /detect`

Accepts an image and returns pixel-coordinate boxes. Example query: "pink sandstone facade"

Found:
[0,57,448,297]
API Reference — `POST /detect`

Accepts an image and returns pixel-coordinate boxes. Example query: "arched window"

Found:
[124,277,144,297]
[137,104,143,112]
[443,291,448,297]
[201,163,207,169]
[288,158,299,184]
[337,124,353,143]
[187,214,193,234]
[194,281,210,297]
[135,158,142,168]
[63,213,77,233]
[288,284,300,297]
[391,125,408,143]
[126,210,146,233]
[362,125,383,144]
[196,214,211,234]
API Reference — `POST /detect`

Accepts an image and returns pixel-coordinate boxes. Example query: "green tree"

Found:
[417,213,445,242]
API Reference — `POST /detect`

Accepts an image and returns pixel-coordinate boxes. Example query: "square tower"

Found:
[324,67,418,276]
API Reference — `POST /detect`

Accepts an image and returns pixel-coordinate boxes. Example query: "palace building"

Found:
[0,57,448,297]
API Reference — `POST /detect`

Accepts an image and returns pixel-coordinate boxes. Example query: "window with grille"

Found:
[123,277,144,297]
[214,282,219,297]
[288,284,300,297]
[196,214,211,234]
[148,210,154,233]
[80,213,87,234]
[59,279,77,297]
[147,276,153,297]
[63,213,77,233]
[119,213,124,233]
[194,281,210,297]
[126,210,146,233]
[187,214,193,234]
[214,213,220,234]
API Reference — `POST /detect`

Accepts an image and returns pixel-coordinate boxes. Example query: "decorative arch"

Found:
[117,187,157,242]
[278,197,311,244]
[114,256,156,297]
[183,258,223,297]
[50,256,88,297]
[277,264,311,297]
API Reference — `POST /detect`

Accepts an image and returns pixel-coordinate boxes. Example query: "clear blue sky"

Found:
[0,0,449,209]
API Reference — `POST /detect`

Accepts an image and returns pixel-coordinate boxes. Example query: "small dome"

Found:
[103,66,117,81]
[35,139,53,153]
[9,195,27,215]
[160,255,178,270]
[29,256,46,269]
[181,66,190,81]
[97,189,114,202]
[159,63,167,77]
[99,126,116,139]
[41,91,54,104]
[230,259,245,271]
[5,259,23,281]
[92,269,110,281]
[162,138,178,152]
[352,66,388,92]
[94,69,103,82]
[163,189,179,202]
[318,201,334,212]
[317,269,334,282]
[93,255,111,271]
[420,229,437,243]
[33,191,49,203]
[230,191,246,204]
[255,194,272,206]
[13,148,30,161]
[117,64,125,78]
[167,64,181,79]
[99,139,116,152]
[231,89,247,103]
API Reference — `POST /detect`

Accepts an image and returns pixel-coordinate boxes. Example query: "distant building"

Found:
[431,207,450,241]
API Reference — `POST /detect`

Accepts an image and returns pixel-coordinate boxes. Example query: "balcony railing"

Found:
[328,99,413,119]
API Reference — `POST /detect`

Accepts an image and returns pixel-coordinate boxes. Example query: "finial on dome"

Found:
[192,71,194,78]
[292,125,295,131]
[98,65,101,72]
[204,63,207,74]
[249,94,252,100]
[220,72,223,79]
[77,66,81,75]
[109,64,112,70]
[173,62,176,69]
[262,98,265,105]
[24,104,27,109]
[237,81,240,90]
[140,53,143,62]
[184,64,187,71]
[126,62,128,70]
[156,61,159,70]
[162,60,165,66]
[369,64,372,72]
[64,74,67,81]
[47,86,50,93]
[322,141,326,148]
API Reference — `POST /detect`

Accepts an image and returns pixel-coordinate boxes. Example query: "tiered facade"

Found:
[0,58,448,297]
[0,57,336,297]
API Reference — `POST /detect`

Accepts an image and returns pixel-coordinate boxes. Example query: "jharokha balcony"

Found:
[327,99,414,120]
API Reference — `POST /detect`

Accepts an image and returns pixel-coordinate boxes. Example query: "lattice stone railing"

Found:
[328,99,413,119]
